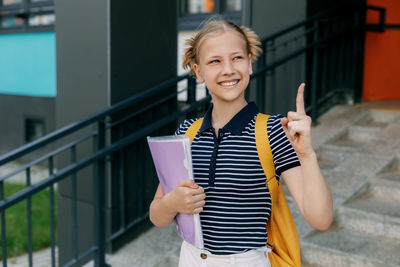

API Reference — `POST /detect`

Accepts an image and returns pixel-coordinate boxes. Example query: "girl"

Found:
[149,20,333,266]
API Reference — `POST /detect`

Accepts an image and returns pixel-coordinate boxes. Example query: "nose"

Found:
[222,60,235,76]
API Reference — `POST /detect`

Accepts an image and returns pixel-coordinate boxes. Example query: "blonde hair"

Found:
[182,20,262,75]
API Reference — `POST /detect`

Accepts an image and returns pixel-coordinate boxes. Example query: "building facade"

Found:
[0,0,55,157]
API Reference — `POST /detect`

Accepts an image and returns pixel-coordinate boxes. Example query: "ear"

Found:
[248,54,253,75]
[193,64,205,84]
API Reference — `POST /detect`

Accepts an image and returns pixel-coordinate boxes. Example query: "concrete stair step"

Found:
[369,172,400,202]
[346,195,400,220]
[319,154,394,201]
[355,120,388,128]
[319,139,365,161]
[347,123,386,142]
[375,169,400,183]
[338,198,400,242]
[301,228,400,267]
[380,119,400,141]
[369,109,400,124]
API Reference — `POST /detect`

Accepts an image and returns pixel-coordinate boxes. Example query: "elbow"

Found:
[149,212,163,227]
[312,219,332,231]
[310,211,334,231]
[150,218,165,228]
[149,206,163,227]
[149,203,173,227]
[151,219,173,228]
[149,212,159,227]
[304,204,334,231]
[305,193,334,231]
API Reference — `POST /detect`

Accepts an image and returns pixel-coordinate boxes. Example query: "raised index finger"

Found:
[296,83,306,114]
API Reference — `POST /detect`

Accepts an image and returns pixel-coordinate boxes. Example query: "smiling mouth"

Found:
[219,79,240,87]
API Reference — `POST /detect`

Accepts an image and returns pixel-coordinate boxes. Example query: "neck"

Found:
[211,97,248,130]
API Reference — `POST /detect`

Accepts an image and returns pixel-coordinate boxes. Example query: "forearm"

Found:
[299,151,333,230]
[149,193,177,227]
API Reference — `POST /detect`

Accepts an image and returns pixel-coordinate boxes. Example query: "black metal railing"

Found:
[0,4,386,267]
[248,4,385,122]
[0,74,210,266]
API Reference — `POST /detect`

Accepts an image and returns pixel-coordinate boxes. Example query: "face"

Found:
[193,30,253,105]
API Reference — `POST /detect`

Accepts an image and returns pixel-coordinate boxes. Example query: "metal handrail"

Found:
[0,73,189,166]
[260,4,384,44]
[0,97,210,212]
[0,132,96,182]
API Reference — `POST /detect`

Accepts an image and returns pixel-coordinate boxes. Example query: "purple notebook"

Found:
[147,135,204,249]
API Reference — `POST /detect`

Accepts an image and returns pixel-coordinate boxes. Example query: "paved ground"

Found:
[5,100,400,266]
[6,248,58,267]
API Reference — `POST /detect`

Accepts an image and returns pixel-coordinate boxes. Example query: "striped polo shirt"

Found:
[175,102,300,255]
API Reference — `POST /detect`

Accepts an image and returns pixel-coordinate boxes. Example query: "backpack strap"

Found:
[254,113,277,249]
[255,113,301,266]
[254,113,274,182]
[184,118,204,144]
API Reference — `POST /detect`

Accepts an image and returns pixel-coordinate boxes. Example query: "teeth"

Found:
[220,80,238,86]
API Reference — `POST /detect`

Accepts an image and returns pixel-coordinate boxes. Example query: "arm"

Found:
[281,158,333,230]
[149,180,206,227]
[280,83,333,231]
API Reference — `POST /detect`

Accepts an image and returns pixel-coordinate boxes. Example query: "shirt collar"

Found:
[199,102,259,135]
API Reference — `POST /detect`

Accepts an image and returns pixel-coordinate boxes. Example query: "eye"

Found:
[233,56,243,61]
[209,59,220,64]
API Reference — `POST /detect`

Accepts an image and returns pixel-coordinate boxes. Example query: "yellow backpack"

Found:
[184,113,301,267]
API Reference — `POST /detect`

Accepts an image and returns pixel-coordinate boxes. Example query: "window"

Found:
[225,0,241,12]
[181,0,215,14]
[25,118,46,143]
[3,0,22,5]
[29,13,54,26]
[179,0,242,30]
[0,0,54,33]
[1,15,24,28]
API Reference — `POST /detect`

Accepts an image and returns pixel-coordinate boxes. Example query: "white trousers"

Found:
[178,240,271,267]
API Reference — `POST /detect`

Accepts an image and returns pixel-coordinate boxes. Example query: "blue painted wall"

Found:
[0,32,56,97]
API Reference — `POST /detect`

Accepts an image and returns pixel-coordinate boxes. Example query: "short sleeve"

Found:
[174,119,197,136]
[267,114,301,177]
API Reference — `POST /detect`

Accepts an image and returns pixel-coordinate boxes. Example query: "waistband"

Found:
[182,240,271,261]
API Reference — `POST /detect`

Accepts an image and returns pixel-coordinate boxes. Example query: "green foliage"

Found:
[0,183,57,259]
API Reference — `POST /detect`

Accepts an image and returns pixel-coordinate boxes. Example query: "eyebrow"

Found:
[206,51,244,60]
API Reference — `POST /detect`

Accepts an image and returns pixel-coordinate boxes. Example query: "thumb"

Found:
[281,117,293,142]
[177,179,198,189]
[281,117,289,133]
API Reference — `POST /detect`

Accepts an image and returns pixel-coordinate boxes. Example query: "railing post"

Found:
[48,157,56,267]
[94,119,109,267]
[187,76,197,118]
[352,9,361,103]
[71,145,79,261]
[256,42,266,112]
[26,168,33,267]
[268,40,276,113]
[311,20,319,124]
[379,8,386,32]
[118,127,126,232]
[0,181,7,267]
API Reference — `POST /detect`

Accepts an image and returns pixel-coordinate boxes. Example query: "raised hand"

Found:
[167,179,206,215]
[281,83,314,158]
